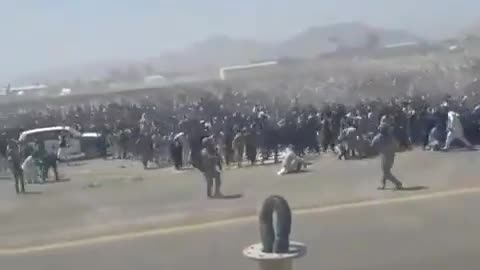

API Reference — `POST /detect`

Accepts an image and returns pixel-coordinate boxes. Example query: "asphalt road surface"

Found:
[2,190,480,270]
[1,149,480,248]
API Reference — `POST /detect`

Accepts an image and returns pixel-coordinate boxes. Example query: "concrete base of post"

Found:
[243,241,306,270]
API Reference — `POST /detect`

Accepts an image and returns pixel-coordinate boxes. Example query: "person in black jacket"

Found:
[169,137,183,170]
[6,141,24,193]
[199,137,223,198]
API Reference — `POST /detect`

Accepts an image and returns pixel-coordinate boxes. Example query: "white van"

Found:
[18,126,85,160]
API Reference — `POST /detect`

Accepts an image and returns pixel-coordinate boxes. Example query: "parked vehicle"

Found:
[18,126,85,160]
[80,132,111,159]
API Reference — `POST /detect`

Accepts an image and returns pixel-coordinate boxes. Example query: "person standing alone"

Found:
[371,124,403,190]
[232,129,245,168]
[57,132,69,165]
[199,137,223,198]
[6,141,25,193]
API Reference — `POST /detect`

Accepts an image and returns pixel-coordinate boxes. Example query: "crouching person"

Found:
[277,145,307,176]
[425,124,443,151]
[337,124,359,160]
[22,154,39,184]
[355,134,370,159]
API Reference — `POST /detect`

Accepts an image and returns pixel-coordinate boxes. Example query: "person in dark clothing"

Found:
[170,139,183,170]
[119,130,129,159]
[244,126,257,165]
[321,115,336,152]
[393,110,410,150]
[39,152,59,182]
[306,115,320,153]
[0,138,6,158]
[260,124,280,164]
[57,133,68,164]
[223,132,234,166]
[425,123,444,151]
[371,124,403,190]
[232,130,245,167]
[96,132,108,159]
[45,153,59,181]
[136,133,154,169]
[190,135,205,170]
[419,109,435,149]
[199,137,223,198]
[34,141,59,182]
[6,141,24,193]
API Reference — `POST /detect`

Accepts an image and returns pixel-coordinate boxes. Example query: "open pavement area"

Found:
[0,149,480,269]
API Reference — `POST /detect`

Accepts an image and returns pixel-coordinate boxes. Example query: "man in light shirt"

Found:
[442,111,473,151]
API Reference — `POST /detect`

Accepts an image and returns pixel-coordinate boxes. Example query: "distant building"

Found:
[319,41,437,59]
[143,75,167,86]
[375,42,438,57]
[59,88,72,96]
[0,84,9,96]
[219,61,278,80]
[4,84,49,96]
[382,42,419,49]
[144,75,166,83]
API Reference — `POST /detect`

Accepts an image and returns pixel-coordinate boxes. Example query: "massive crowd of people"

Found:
[1,85,480,195]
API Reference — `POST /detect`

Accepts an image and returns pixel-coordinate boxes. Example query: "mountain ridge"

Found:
[12,22,423,84]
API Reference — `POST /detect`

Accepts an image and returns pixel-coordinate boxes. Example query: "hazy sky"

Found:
[2,0,480,82]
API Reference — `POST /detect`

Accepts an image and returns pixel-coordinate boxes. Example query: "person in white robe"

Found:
[174,132,191,167]
[277,146,307,176]
[442,111,473,151]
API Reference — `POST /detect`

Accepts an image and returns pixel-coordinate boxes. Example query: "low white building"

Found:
[143,75,166,85]
[4,84,49,96]
[219,61,278,80]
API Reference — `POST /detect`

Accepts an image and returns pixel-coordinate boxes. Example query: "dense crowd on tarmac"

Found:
[1,84,480,196]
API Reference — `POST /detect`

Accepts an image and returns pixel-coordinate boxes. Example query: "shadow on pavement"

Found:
[65,162,87,167]
[44,178,71,184]
[380,186,429,191]
[22,191,43,195]
[399,186,429,191]
[440,148,477,153]
[280,169,311,175]
[216,194,243,200]
[378,186,429,191]
[145,167,162,171]
[256,162,281,167]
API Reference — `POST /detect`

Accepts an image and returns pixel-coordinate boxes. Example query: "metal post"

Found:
[243,241,306,270]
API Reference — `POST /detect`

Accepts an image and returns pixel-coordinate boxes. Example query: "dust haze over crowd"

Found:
[3,5,480,270]
[2,0,480,85]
